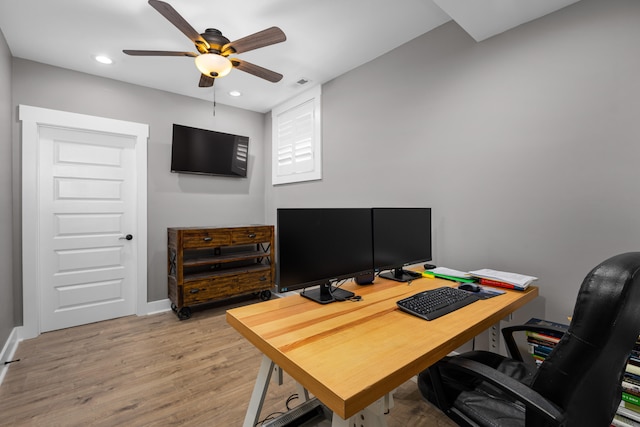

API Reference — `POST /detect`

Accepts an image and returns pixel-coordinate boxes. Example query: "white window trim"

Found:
[271,85,322,185]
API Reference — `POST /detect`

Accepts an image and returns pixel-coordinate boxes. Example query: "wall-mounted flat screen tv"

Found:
[171,124,249,177]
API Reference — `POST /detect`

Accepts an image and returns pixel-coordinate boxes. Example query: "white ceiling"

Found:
[0,0,580,113]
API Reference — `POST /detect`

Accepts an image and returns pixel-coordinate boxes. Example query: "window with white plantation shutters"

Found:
[272,86,321,185]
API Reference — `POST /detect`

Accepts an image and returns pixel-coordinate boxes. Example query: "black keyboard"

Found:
[396,286,480,320]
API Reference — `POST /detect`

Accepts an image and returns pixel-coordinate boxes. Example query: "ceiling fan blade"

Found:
[148,0,210,52]
[222,27,286,55]
[231,59,283,83]
[198,74,214,87]
[123,50,198,57]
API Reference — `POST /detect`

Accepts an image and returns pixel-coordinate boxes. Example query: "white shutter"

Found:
[272,86,322,185]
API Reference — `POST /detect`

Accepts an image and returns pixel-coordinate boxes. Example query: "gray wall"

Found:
[3,0,639,335]
[0,30,14,345]
[11,59,267,313]
[267,0,640,325]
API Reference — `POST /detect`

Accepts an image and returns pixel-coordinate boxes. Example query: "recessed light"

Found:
[95,55,113,65]
[229,90,242,97]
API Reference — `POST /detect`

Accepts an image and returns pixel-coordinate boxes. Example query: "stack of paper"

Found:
[423,267,476,283]
[468,268,537,290]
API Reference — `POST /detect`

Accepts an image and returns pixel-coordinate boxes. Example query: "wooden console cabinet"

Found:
[167,225,274,320]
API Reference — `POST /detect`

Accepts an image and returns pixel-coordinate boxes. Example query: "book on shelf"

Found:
[524,319,567,344]
[623,381,640,396]
[468,268,537,290]
[624,389,640,401]
[626,372,640,385]
[618,335,640,424]
[623,392,640,406]
[527,337,557,348]
[528,342,553,358]
[617,395,640,427]
[628,364,640,377]
[531,353,546,365]
[620,401,640,416]
[613,413,640,427]
[526,331,561,345]
[523,318,569,365]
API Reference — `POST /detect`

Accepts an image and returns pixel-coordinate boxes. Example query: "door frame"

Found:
[19,105,148,339]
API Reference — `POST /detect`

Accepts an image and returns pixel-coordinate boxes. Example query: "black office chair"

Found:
[417,252,640,427]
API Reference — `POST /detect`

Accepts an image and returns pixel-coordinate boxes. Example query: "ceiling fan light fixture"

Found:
[195,54,232,78]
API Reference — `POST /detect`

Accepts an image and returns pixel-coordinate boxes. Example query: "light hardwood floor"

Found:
[0,297,456,426]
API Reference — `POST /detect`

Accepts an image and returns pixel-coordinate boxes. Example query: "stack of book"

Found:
[524,318,568,366]
[615,337,640,426]
[468,268,538,291]
[614,406,640,427]
[518,320,640,426]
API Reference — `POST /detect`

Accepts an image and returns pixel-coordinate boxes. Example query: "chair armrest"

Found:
[444,357,566,426]
[501,324,568,362]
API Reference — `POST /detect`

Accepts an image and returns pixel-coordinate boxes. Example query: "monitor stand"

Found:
[379,268,419,283]
[301,282,355,304]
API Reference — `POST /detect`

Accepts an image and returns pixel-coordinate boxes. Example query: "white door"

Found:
[20,105,148,338]
[38,127,137,332]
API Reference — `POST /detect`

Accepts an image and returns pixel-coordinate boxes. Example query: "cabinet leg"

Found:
[177,306,192,320]
[259,290,272,301]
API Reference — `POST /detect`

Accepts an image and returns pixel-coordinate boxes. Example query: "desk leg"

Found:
[243,355,275,427]
[296,383,310,402]
[244,357,393,427]
[331,393,394,427]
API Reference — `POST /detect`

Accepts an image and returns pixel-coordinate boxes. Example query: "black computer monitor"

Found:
[276,208,374,304]
[373,207,432,282]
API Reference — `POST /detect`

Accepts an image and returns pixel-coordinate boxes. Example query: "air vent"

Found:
[261,398,331,426]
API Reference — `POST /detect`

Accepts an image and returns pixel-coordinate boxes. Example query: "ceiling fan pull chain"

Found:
[212,85,216,117]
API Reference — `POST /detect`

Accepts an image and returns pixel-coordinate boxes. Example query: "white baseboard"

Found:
[0,328,20,387]
[144,298,171,315]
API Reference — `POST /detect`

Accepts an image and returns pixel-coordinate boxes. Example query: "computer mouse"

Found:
[459,283,481,293]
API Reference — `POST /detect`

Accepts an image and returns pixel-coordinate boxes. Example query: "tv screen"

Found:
[373,208,432,282]
[276,208,374,304]
[171,124,249,177]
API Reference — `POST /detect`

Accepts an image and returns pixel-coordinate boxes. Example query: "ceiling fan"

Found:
[123,0,286,87]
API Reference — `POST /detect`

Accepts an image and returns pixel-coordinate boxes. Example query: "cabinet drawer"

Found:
[183,275,237,304]
[230,227,272,245]
[183,230,231,248]
[182,270,272,304]
[238,269,272,290]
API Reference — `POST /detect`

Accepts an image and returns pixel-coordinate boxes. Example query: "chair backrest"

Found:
[529,252,640,427]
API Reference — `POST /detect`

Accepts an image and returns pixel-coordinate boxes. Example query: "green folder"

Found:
[422,271,477,283]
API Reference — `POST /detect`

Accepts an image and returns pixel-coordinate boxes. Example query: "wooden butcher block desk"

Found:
[227,275,538,426]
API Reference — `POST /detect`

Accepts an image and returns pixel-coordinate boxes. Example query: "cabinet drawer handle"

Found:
[248,233,257,238]
[203,237,213,242]
[189,289,200,294]
[259,276,267,282]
